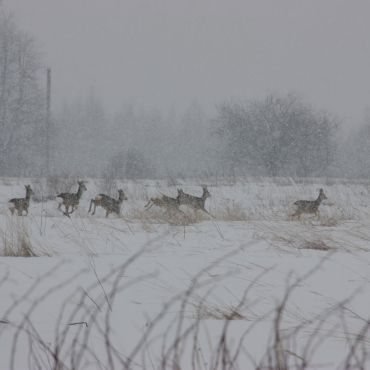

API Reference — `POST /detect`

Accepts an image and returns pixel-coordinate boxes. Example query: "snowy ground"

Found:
[1,177,370,369]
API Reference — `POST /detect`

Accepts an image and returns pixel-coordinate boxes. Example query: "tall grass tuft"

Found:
[1,218,36,256]
[0,217,50,257]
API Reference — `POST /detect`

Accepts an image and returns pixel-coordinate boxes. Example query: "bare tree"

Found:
[0,10,45,176]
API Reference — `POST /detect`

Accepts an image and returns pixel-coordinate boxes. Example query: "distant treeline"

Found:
[0,7,369,180]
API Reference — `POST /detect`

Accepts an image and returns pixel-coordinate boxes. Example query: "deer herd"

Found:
[7,181,328,221]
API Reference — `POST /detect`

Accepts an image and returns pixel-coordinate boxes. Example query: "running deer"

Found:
[177,186,211,214]
[8,185,34,216]
[56,181,87,217]
[144,193,180,213]
[89,189,128,217]
[292,188,327,220]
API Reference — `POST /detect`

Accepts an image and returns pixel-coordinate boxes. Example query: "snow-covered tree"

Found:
[339,112,370,179]
[215,93,338,177]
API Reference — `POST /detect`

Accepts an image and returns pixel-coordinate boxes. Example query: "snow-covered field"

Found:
[1,177,370,369]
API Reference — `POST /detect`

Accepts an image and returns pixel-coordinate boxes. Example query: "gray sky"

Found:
[6,0,370,124]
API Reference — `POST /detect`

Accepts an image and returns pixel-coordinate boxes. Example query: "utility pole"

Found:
[46,67,51,177]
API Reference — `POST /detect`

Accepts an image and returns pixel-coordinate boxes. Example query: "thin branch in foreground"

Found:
[67,322,88,328]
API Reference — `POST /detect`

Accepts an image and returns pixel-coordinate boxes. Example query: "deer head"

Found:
[25,185,34,196]
[319,188,327,201]
[202,186,210,199]
[118,189,128,201]
[78,181,87,192]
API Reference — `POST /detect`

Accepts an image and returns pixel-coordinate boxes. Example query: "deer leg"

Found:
[202,208,215,219]
[88,199,94,213]
[201,207,211,215]
[105,210,110,218]
[92,202,97,215]
[145,201,153,210]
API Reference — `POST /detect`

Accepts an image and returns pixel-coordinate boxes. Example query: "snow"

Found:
[1,177,370,369]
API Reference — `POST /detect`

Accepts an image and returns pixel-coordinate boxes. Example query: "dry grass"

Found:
[0,217,51,257]
[300,240,333,251]
[128,207,169,224]
[319,216,339,227]
[128,199,248,225]
[178,207,209,223]
[192,301,248,320]
[3,232,35,257]
[1,218,36,257]
[128,206,194,226]
[1,246,370,369]
[214,200,248,221]
[140,220,155,232]
[253,221,340,253]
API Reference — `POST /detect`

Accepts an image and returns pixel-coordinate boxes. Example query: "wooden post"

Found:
[46,67,51,177]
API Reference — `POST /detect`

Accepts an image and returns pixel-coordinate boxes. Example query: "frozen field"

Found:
[1,177,370,369]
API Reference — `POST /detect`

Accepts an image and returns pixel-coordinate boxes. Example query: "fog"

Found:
[6,0,370,121]
[1,0,370,180]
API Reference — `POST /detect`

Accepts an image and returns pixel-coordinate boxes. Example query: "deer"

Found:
[56,181,87,217]
[8,185,34,216]
[88,189,128,217]
[291,188,327,220]
[144,193,180,213]
[177,186,211,214]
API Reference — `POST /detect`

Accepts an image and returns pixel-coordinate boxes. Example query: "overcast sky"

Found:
[5,0,370,124]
